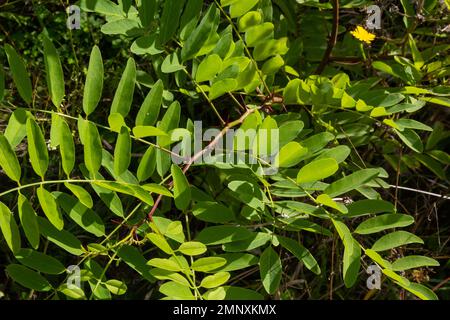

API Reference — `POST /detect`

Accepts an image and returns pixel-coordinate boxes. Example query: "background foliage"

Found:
[0,0,449,300]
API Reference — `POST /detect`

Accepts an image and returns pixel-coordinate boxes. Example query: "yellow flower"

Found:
[350,25,376,44]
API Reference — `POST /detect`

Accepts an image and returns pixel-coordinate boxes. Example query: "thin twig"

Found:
[315,0,339,74]
[389,185,450,200]
[147,107,261,220]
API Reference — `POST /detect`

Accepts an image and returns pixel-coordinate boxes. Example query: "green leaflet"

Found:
[104,280,127,295]
[171,164,191,211]
[49,113,62,148]
[159,0,186,45]
[0,201,21,254]
[137,0,156,28]
[213,253,258,272]
[54,192,105,237]
[4,44,32,104]
[148,257,184,272]
[324,168,380,198]
[26,118,49,178]
[259,246,282,294]
[0,134,21,182]
[161,52,185,73]
[137,146,156,182]
[15,248,65,274]
[347,199,395,218]
[238,11,262,32]
[147,233,173,254]
[277,236,320,275]
[196,54,222,83]
[192,201,234,223]
[83,121,102,175]
[132,126,167,138]
[178,241,207,256]
[179,0,203,41]
[253,37,289,61]
[262,55,284,75]
[116,245,154,282]
[108,113,126,133]
[83,45,104,116]
[157,101,180,176]
[135,79,163,126]
[391,255,439,271]
[354,214,415,235]
[101,18,142,36]
[131,34,163,55]
[372,231,424,251]
[110,58,136,117]
[396,281,438,300]
[196,226,253,245]
[316,194,348,214]
[42,34,65,108]
[200,272,230,289]
[6,264,52,292]
[252,115,278,157]
[150,268,189,287]
[153,221,184,244]
[181,5,219,62]
[394,128,424,153]
[4,108,31,148]
[64,183,93,208]
[18,194,40,249]
[80,165,124,217]
[332,219,361,288]
[79,0,123,16]
[59,119,75,177]
[191,257,227,272]
[245,22,274,47]
[209,79,238,100]
[101,149,140,184]
[93,181,154,206]
[159,281,194,299]
[38,216,84,256]
[222,232,271,252]
[297,158,338,184]
[114,126,131,176]
[37,186,64,231]
[58,284,86,300]
[230,0,260,18]
[275,141,308,168]
[204,286,263,300]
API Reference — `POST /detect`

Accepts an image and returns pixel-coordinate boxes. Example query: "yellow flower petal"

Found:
[350,25,376,44]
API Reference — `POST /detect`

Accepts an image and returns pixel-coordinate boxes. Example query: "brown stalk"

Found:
[315,0,340,75]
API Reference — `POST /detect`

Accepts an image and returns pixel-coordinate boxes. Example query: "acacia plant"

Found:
[0,0,449,300]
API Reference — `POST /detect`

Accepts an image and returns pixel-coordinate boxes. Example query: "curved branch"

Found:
[315,0,340,74]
